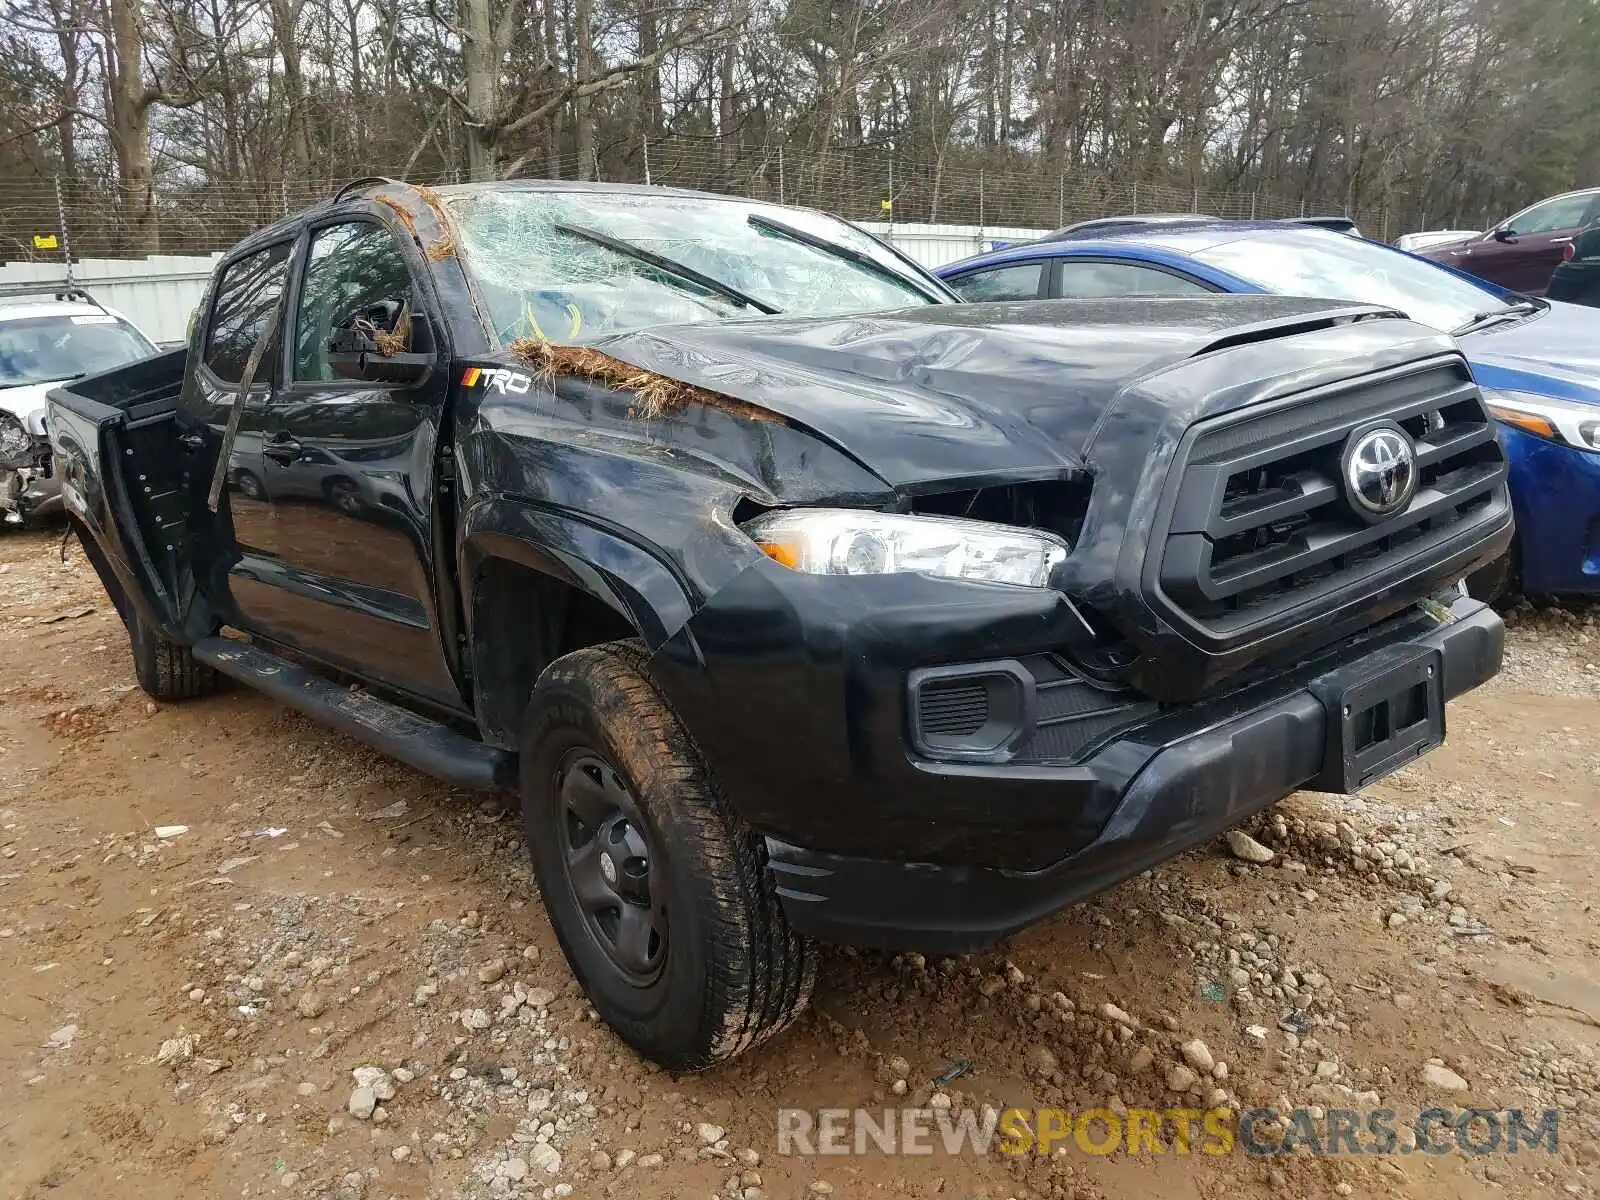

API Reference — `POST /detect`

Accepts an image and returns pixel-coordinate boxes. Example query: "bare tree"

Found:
[2,0,1599,255]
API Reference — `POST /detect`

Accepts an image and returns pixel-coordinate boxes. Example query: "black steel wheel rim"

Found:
[553,749,667,985]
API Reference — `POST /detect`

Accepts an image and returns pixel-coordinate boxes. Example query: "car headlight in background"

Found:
[1484,389,1600,452]
[742,509,1069,587]
[0,410,32,469]
[23,407,47,438]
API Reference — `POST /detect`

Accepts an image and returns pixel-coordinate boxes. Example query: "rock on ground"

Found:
[1225,829,1276,863]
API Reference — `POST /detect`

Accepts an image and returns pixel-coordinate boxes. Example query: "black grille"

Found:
[1153,359,1506,641]
[917,680,989,736]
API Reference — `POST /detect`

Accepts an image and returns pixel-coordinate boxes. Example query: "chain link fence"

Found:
[0,138,1396,263]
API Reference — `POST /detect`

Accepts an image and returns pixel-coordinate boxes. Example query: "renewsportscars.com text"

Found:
[776,1106,1560,1157]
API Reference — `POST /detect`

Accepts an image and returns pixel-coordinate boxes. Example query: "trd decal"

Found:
[461,366,533,394]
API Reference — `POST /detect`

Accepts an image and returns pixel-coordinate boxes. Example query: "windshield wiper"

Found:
[2,372,86,390]
[553,222,779,315]
[1452,298,1543,335]
[745,213,945,302]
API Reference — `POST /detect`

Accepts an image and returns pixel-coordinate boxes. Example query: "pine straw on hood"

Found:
[508,337,779,423]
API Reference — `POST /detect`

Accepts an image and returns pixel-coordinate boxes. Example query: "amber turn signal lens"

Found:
[1488,405,1556,440]
[758,542,801,569]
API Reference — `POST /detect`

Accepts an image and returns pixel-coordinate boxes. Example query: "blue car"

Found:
[937,221,1600,601]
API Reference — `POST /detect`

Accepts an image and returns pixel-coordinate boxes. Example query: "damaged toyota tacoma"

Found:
[49,180,1511,1068]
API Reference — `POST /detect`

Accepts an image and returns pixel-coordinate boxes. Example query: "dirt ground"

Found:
[2,526,1598,1200]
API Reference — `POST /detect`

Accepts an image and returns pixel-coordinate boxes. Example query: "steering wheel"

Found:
[501,292,585,344]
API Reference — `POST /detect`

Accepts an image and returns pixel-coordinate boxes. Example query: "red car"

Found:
[1422,187,1600,294]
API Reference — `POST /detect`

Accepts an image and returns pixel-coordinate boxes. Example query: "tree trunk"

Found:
[717,39,736,186]
[460,0,501,180]
[718,40,736,138]
[270,0,313,177]
[637,0,661,139]
[107,0,157,254]
[573,0,595,179]
[52,0,81,176]
[997,0,1013,147]
[543,0,562,177]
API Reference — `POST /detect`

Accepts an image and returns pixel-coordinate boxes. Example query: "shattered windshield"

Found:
[445,188,944,344]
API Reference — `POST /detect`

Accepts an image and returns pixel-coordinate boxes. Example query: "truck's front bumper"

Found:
[756,596,1500,952]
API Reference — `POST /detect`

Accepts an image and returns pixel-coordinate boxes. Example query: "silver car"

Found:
[1,285,160,527]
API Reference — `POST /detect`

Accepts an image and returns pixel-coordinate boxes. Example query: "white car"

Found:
[0,286,160,526]
[1395,230,1480,253]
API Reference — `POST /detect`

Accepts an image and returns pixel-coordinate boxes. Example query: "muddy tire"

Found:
[519,640,816,1070]
[129,609,219,701]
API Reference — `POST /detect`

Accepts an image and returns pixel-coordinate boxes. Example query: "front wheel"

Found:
[519,641,816,1070]
[325,478,362,515]
[233,469,265,501]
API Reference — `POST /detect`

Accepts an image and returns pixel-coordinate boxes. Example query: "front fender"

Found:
[457,496,697,653]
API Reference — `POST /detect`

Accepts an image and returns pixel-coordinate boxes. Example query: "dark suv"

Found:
[49,179,1510,1069]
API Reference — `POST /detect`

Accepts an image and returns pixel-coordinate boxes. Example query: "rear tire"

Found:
[129,610,220,701]
[519,640,816,1070]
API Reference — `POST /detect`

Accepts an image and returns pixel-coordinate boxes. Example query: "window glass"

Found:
[294,223,415,382]
[947,263,1043,302]
[1510,195,1593,235]
[1055,261,1210,298]
[1192,230,1510,333]
[204,243,291,383]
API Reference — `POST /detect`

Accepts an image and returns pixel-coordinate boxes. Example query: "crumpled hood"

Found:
[1461,301,1600,404]
[568,296,1414,487]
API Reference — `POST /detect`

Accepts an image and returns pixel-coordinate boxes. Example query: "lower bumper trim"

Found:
[767,598,1503,954]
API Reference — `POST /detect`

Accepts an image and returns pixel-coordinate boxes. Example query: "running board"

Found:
[191,637,516,791]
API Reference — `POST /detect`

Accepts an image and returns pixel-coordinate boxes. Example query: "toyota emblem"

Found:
[1341,423,1417,521]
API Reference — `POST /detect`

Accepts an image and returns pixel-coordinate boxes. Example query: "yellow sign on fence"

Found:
[32,233,59,250]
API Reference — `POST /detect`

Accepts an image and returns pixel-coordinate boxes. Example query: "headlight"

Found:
[1484,389,1600,452]
[0,411,31,469]
[742,509,1069,587]
[24,407,47,438]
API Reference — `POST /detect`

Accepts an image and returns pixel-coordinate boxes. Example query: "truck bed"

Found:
[51,346,186,421]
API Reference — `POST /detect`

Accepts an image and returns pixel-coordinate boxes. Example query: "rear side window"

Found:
[1511,194,1593,236]
[204,243,292,384]
[1055,260,1211,298]
[948,262,1044,302]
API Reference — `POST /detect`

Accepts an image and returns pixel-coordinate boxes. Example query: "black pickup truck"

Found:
[50,179,1511,1069]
